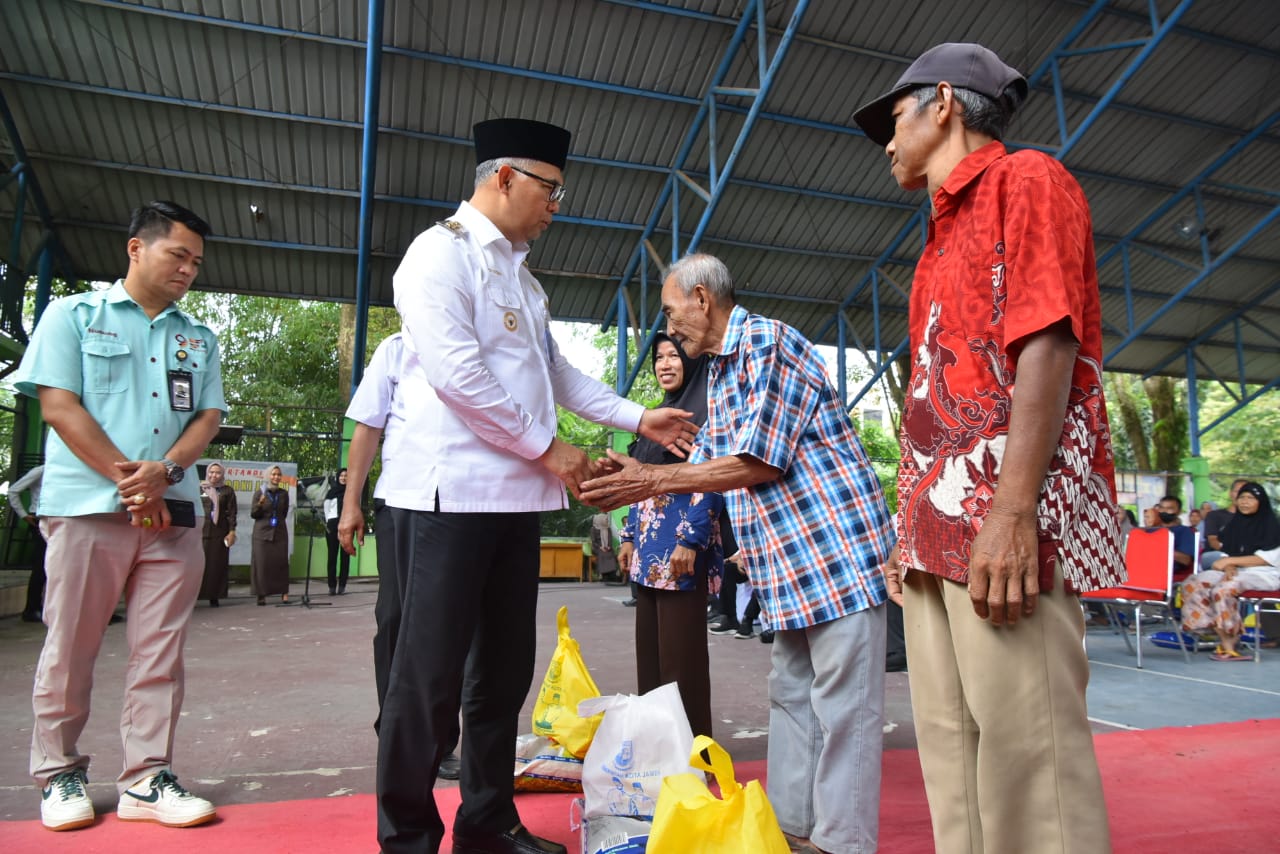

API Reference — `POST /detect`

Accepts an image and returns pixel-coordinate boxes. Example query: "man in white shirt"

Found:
[339,332,465,780]
[8,463,47,622]
[380,118,696,854]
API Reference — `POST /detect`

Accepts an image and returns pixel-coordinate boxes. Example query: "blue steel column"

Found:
[35,239,53,321]
[351,0,385,394]
[836,312,847,404]
[6,167,27,294]
[1186,351,1200,457]
[615,287,628,395]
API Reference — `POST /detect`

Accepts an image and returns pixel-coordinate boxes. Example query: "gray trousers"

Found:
[767,605,886,854]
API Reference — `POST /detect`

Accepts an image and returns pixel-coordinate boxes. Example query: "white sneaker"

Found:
[41,769,95,831]
[117,769,216,827]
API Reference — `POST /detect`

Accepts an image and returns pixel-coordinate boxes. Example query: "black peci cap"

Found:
[473,118,572,169]
[852,43,1028,146]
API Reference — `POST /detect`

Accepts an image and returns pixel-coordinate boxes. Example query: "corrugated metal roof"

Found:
[1,0,1278,386]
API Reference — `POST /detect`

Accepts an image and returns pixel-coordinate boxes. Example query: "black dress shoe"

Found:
[437,752,461,780]
[452,824,566,854]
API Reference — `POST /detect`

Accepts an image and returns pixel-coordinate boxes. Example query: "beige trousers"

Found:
[32,514,203,794]
[902,565,1111,854]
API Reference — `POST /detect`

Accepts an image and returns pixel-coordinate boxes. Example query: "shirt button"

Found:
[937,248,945,256]
[150,357,157,363]
[152,392,158,398]
[153,428,160,434]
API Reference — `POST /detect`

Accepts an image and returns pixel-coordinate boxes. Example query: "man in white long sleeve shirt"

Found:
[8,464,46,622]
[378,118,696,854]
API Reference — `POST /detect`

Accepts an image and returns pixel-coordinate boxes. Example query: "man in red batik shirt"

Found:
[854,43,1126,854]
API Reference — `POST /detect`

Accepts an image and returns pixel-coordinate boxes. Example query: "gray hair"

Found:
[665,253,736,305]
[475,156,540,190]
[910,83,1022,141]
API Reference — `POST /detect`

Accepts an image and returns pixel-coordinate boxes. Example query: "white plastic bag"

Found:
[577,682,696,819]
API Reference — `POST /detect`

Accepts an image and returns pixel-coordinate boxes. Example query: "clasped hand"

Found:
[115,459,173,530]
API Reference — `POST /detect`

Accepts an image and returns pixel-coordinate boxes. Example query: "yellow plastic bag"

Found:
[648,734,789,854]
[531,606,602,759]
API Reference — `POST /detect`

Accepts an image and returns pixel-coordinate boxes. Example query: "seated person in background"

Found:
[1153,495,1196,581]
[1202,479,1247,565]
[1181,482,1280,661]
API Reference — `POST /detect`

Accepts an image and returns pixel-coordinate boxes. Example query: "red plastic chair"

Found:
[1082,527,1190,667]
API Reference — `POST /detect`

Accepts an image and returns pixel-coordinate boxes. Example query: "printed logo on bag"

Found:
[598,739,659,816]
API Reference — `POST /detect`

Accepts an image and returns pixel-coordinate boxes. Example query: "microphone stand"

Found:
[281,487,330,609]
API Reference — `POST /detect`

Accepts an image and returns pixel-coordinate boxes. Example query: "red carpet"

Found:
[6,719,1275,853]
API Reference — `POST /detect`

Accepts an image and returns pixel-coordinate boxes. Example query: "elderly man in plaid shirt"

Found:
[582,252,893,854]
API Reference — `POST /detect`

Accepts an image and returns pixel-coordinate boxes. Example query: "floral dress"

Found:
[622,491,724,593]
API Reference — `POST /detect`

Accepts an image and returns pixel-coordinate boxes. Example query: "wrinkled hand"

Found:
[579,451,662,511]
[882,544,904,607]
[670,544,695,577]
[539,437,594,499]
[967,507,1040,625]
[638,408,698,459]
[338,502,365,555]
[617,541,634,575]
[590,455,623,478]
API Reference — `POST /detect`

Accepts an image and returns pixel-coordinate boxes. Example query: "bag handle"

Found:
[687,734,741,797]
[557,605,570,640]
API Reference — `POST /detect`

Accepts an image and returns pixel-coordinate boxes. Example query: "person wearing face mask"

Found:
[250,465,291,605]
[1180,482,1280,661]
[617,333,725,738]
[1151,494,1196,581]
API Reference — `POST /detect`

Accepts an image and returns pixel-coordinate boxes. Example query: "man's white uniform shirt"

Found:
[389,201,643,513]
[345,332,408,502]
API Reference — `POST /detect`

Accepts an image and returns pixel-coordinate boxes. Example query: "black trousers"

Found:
[325,518,351,590]
[634,582,713,738]
[372,504,461,750]
[377,507,540,853]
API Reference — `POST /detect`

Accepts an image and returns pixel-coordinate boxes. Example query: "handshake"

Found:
[542,406,698,511]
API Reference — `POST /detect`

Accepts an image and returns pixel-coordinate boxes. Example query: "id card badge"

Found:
[168,370,194,411]
[270,516,278,528]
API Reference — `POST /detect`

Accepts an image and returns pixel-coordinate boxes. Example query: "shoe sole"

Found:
[43,814,95,831]
[117,805,217,827]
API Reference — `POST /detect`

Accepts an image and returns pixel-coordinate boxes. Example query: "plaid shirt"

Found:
[691,305,893,630]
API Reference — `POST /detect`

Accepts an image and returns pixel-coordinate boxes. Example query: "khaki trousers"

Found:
[902,565,1111,854]
[32,514,203,794]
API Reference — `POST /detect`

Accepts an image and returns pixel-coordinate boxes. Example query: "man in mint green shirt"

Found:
[12,200,226,832]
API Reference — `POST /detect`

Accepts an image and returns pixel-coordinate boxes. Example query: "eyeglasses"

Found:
[508,164,567,204]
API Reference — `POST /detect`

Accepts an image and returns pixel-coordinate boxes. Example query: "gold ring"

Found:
[133,494,146,506]
[142,516,153,528]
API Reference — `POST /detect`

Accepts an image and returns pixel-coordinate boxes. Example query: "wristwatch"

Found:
[161,458,185,485]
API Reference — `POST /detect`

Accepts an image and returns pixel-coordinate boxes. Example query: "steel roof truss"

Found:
[611,0,814,393]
